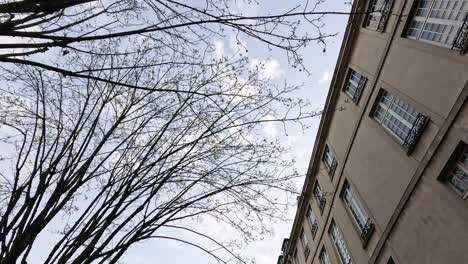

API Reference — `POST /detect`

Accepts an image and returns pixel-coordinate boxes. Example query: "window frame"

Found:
[340,180,375,247]
[343,68,367,104]
[323,144,338,179]
[300,227,311,259]
[319,246,332,264]
[404,0,468,53]
[314,181,327,213]
[364,0,394,32]
[329,220,353,264]
[371,89,429,155]
[438,141,468,200]
[306,205,319,238]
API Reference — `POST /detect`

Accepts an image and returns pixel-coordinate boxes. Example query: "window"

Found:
[323,145,338,178]
[365,0,393,31]
[293,248,299,264]
[345,69,367,104]
[388,257,396,264]
[314,182,327,212]
[373,90,429,154]
[319,247,332,264]
[300,228,311,258]
[341,181,375,246]
[440,142,468,199]
[329,222,352,264]
[407,0,468,51]
[307,206,319,237]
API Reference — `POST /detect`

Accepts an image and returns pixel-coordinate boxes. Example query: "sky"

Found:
[0,1,351,263]
[120,1,351,263]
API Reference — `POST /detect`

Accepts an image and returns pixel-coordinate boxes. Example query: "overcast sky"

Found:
[119,1,351,263]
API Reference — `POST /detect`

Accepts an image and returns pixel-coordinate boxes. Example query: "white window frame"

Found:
[406,0,468,48]
[373,90,420,143]
[342,182,370,231]
[345,70,365,99]
[300,228,310,258]
[314,182,326,211]
[323,145,337,178]
[365,0,393,31]
[330,222,353,264]
[307,206,318,236]
[319,247,332,264]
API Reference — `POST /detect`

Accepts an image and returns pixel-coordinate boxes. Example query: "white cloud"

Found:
[318,69,333,85]
[213,40,225,60]
[250,59,284,80]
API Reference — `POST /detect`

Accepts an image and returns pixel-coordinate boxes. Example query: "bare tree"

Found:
[0,43,324,263]
[0,0,352,87]
[0,1,355,263]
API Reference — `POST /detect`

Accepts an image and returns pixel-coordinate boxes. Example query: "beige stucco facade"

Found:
[279,0,468,263]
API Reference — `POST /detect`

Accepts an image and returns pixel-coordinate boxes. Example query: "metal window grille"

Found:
[345,70,367,104]
[323,145,338,178]
[330,222,353,264]
[319,248,331,264]
[407,0,468,51]
[448,145,468,199]
[366,0,393,31]
[374,90,428,154]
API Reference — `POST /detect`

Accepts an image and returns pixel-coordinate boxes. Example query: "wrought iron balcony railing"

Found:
[452,14,468,54]
[311,222,318,237]
[325,159,337,178]
[360,219,375,248]
[318,196,327,211]
[402,113,429,155]
[352,76,367,104]
[377,0,393,32]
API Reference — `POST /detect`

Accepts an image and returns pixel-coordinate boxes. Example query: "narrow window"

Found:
[365,0,394,31]
[329,221,353,264]
[388,257,396,264]
[323,144,338,179]
[314,182,327,212]
[319,247,331,264]
[307,205,319,237]
[406,0,468,52]
[373,89,429,154]
[341,181,375,246]
[440,142,468,199]
[300,228,311,258]
[345,69,367,104]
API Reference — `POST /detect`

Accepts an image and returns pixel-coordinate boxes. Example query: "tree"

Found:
[0,0,350,263]
[0,41,326,263]
[0,0,348,85]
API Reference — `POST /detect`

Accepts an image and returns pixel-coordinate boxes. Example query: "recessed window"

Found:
[307,205,319,237]
[341,180,375,246]
[314,181,327,212]
[323,144,338,179]
[345,69,367,104]
[388,257,396,264]
[373,89,429,154]
[329,221,353,264]
[319,247,331,264]
[440,141,468,199]
[300,228,311,258]
[365,0,394,31]
[407,0,468,52]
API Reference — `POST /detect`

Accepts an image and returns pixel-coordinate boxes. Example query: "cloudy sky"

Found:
[119,1,351,263]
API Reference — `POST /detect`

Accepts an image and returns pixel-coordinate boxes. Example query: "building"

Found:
[279,0,468,263]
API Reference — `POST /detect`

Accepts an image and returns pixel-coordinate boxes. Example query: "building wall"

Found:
[283,0,468,263]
